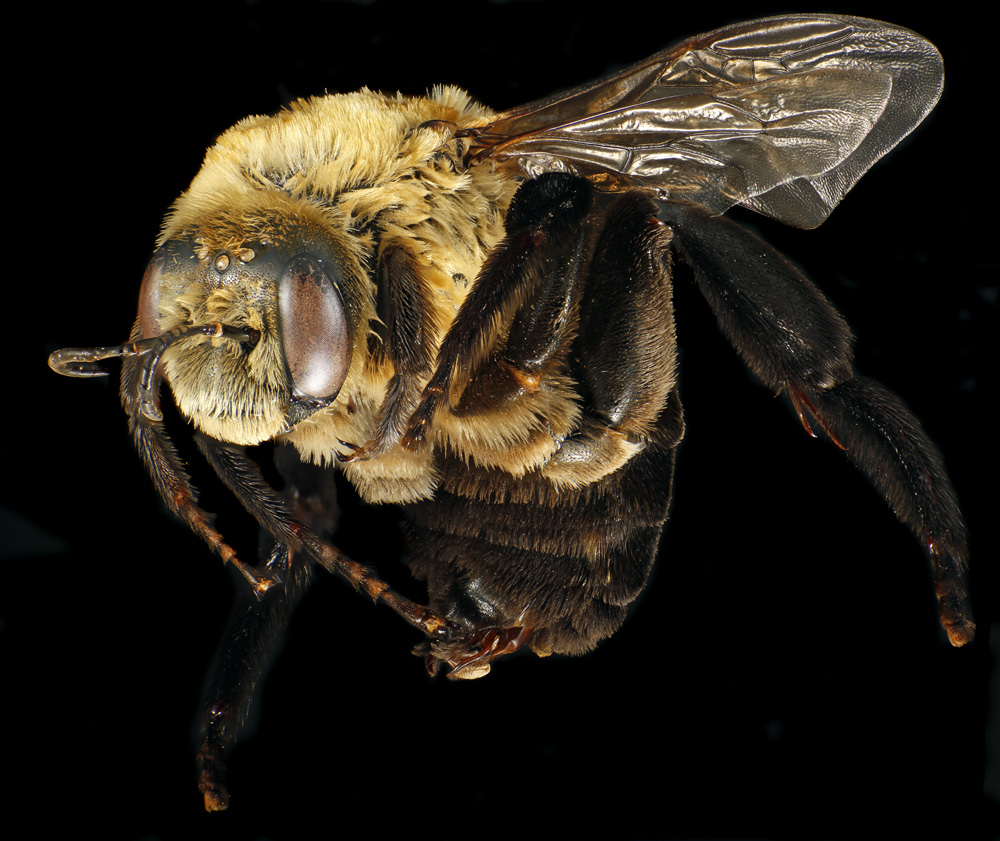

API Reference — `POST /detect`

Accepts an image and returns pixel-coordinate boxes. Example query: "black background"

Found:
[5,1,995,838]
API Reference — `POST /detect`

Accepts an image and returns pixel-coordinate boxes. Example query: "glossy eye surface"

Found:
[137,249,167,339]
[278,256,350,400]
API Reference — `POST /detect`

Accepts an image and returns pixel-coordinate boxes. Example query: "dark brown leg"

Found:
[195,436,454,640]
[402,173,594,449]
[661,199,973,645]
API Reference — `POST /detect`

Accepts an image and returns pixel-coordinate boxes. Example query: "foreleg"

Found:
[195,436,453,640]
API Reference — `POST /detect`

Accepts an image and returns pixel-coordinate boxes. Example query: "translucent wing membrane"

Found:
[469,14,942,228]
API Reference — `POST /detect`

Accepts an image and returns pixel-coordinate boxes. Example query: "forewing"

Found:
[469,14,942,228]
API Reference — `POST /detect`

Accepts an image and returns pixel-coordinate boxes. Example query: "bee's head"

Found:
[130,211,369,444]
[50,202,373,446]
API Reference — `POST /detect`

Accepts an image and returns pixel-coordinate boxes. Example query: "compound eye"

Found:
[138,248,167,339]
[278,256,351,400]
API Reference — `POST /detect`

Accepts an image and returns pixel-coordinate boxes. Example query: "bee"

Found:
[49,13,972,811]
